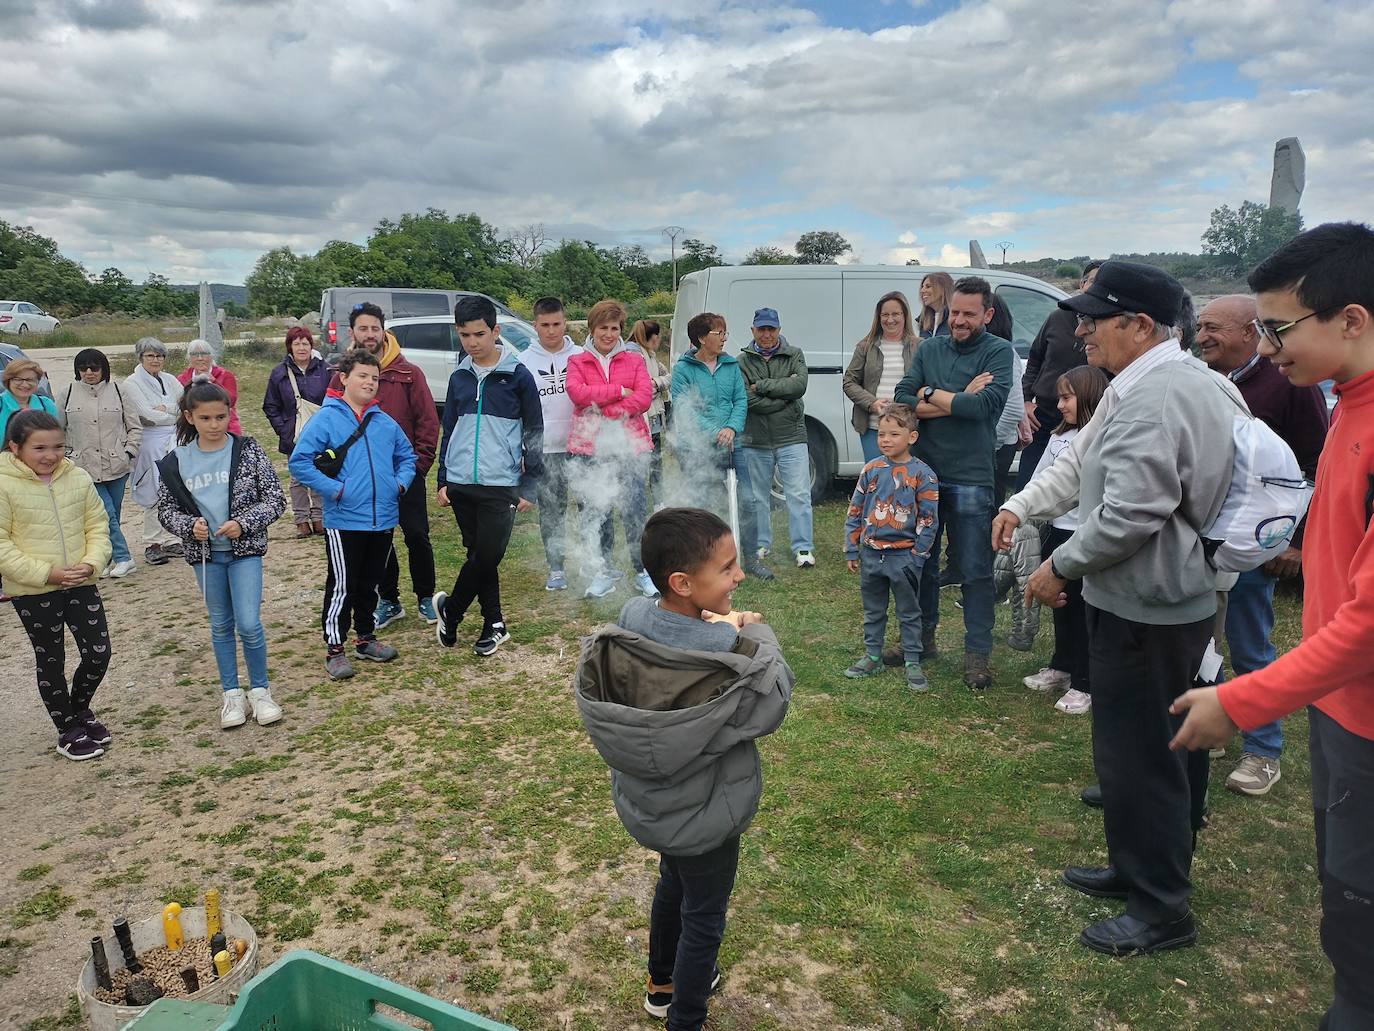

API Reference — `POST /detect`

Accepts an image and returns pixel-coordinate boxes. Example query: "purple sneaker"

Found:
[57,725,104,762]
[78,710,112,746]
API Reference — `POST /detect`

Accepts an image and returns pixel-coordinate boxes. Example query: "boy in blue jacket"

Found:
[289,350,416,680]
[432,295,543,657]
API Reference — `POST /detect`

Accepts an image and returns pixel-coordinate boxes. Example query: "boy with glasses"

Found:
[1172,222,1374,1029]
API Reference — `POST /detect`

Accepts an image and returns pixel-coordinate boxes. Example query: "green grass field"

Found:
[9,340,1328,1029]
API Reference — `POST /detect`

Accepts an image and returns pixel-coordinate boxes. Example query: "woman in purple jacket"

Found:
[262,327,330,537]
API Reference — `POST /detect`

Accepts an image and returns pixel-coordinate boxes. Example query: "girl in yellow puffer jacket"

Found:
[0,409,113,761]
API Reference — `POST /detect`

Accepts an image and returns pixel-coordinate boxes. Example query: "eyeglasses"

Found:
[1074,311,1132,333]
[1253,306,1339,352]
[10,376,39,385]
[708,329,728,339]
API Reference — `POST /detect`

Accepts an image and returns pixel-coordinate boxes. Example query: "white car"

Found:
[387,314,538,408]
[0,301,60,336]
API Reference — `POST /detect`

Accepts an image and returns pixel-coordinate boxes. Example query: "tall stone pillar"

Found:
[1269,138,1305,215]
[198,282,225,360]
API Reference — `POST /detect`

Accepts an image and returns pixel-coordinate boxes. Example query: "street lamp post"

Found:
[663,225,684,292]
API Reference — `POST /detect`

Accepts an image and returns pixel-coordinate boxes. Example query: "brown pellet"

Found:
[92,937,240,1004]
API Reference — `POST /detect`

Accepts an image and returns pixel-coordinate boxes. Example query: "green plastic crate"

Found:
[125,950,515,1031]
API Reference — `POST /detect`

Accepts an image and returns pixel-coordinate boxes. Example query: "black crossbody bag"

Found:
[313,411,375,479]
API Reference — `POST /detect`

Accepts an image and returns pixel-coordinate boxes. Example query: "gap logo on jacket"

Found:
[288,396,416,532]
[438,346,544,496]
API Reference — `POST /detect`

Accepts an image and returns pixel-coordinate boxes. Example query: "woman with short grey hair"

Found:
[176,339,242,434]
[124,337,184,565]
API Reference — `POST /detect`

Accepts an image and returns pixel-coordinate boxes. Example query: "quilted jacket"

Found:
[0,452,112,596]
[156,433,287,562]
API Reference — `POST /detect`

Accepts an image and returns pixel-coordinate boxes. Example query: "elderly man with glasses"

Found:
[995,261,1239,956]
[1194,295,1330,798]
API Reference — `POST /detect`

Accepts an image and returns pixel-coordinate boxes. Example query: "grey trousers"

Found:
[859,547,925,664]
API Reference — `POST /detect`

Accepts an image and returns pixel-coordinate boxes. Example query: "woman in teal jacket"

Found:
[670,312,746,489]
[0,360,59,446]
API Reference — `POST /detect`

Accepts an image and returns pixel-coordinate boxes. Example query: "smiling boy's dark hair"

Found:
[641,507,732,596]
[1248,222,1374,319]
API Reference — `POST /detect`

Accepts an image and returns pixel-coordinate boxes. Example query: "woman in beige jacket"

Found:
[59,348,141,578]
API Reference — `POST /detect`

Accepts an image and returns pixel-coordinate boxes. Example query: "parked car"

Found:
[318,287,516,351]
[0,301,60,336]
[387,313,538,408]
[670,264,1069,500]
[0,342,53,397]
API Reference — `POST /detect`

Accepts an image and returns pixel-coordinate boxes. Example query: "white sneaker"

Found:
[220,688,249,729]
[1054,688,1092,714]
[110,559,137,578]
[99,562,113,578]
[248,687,283,726]
[756,547,770,560]
[1023,667,1072,692]
[795,550,816,568]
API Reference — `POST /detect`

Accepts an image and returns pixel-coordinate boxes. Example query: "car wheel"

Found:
[50,322,59,333]
[16,324,26,335]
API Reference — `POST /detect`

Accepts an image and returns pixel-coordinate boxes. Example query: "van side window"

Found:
[391,293,451,318]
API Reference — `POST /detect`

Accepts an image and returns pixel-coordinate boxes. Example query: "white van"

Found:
[670,264,1068,498]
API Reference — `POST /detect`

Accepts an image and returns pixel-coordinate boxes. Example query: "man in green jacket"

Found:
[736,307,814,580]
[895,276,1014,689]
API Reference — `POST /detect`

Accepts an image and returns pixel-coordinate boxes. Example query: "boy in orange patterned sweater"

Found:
[843,404,939,691]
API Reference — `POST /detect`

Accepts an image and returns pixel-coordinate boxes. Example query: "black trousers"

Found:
[1014,402,1061,492]
[1309,707,1374,1029]
[1087,604,1212,924]
[994,441,1018,505]
[1044,525,1089,693]
[322,528,393,646]
[12,585,110,731]
[443,484,517,626]
[378,471,435,604]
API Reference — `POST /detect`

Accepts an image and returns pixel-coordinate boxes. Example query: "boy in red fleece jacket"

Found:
[1171,222,1374,1030]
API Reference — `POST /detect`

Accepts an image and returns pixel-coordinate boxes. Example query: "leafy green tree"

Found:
[679,238,725,277]
[535,240,636,305]
[245,247,304,315]
[795,230,851,264]
[1202,201,1303,272]
[136,274,183,319]
[743,246,794,265]
[91,267,135,311]
[368,208,512,296]
[0,221,61,272]
[0,255,92,313]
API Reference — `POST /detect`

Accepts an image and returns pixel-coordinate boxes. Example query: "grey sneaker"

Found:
[325,649,355,680]
[845,655,883,679]
[1226,753,1281,796]
[355,637,398,663]
[1006,629,1036,652]
[744,560,775,582]
[905,662,929,693]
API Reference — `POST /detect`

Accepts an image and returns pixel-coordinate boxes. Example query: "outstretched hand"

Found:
[991,510,1020,551]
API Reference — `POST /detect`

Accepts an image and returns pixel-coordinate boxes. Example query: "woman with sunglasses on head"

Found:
[59,348,142,578]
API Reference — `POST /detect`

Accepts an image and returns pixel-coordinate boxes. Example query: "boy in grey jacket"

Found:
[574,507,794,1031]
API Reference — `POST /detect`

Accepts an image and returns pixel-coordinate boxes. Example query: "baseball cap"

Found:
[1058,260,1184,327]
[752,307,780,329]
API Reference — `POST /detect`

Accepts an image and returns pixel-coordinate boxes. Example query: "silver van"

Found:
[670,264,1068,498]
[319,287,516,351]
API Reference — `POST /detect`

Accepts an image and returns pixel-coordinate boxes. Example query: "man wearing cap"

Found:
[1005,261,1238,955]
[735,307,814,580]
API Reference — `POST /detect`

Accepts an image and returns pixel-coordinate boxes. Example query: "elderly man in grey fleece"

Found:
[994,260,1238,958]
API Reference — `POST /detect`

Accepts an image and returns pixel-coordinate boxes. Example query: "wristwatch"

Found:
[920,386,936,403]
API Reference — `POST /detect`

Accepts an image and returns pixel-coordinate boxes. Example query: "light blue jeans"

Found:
[858,429,880,463]
[92,475,131,564]
[192,551,269,692]
[738,444,814,555]
[1225,566,1283,758]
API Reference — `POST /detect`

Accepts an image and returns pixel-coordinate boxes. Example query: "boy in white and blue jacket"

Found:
[433,295,544,657]
[843,404,939,692]
[289,350,416,681]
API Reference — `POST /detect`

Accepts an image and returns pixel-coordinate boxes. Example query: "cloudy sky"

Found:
[3,0,1372,283]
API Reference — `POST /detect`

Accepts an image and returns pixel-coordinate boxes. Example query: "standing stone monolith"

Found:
[968,240,989,269]
[198,282,225,360]
[1269,137,1305,216]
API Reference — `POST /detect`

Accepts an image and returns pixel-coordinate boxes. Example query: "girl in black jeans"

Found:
[0,410,114,760]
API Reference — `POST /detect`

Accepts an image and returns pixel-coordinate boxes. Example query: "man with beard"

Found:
[331,302,440,629]
[895,276,1014,690]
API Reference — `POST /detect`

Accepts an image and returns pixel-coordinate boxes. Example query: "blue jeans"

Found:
[192,552,269,692]
[1225,566,1283,758]
[858,428,879,463]
[918,482,995,654]
[648,836,741,1031]
[739,444,813,555]
[860,548,924,662]
[92,475,131,564]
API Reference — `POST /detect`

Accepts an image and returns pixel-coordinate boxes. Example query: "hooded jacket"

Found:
[59,379,142,482]
[574,620,794,857]
[0,452,111,596]
[288,395,417,532]
[437,347,544,497]
[157,433,287,562]
[0,391,59,447]
[737,338,808,448]
[262,355,331,455]
[565,341,654,456]
[670,349,747,443]
[328,336,439,476]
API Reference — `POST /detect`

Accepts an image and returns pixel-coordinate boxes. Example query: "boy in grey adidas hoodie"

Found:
[517,296,581,591]
[574,507,793,1031]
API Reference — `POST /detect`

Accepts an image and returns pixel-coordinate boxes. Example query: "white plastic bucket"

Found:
[75,906,258,1031]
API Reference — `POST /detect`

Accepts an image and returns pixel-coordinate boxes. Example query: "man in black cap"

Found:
[1006,260,1240,955]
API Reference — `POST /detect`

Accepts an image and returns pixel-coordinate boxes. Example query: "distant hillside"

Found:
[171,283,248,307]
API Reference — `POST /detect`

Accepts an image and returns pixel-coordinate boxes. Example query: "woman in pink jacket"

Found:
[176,339,242,435]
[565,298,656,599]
